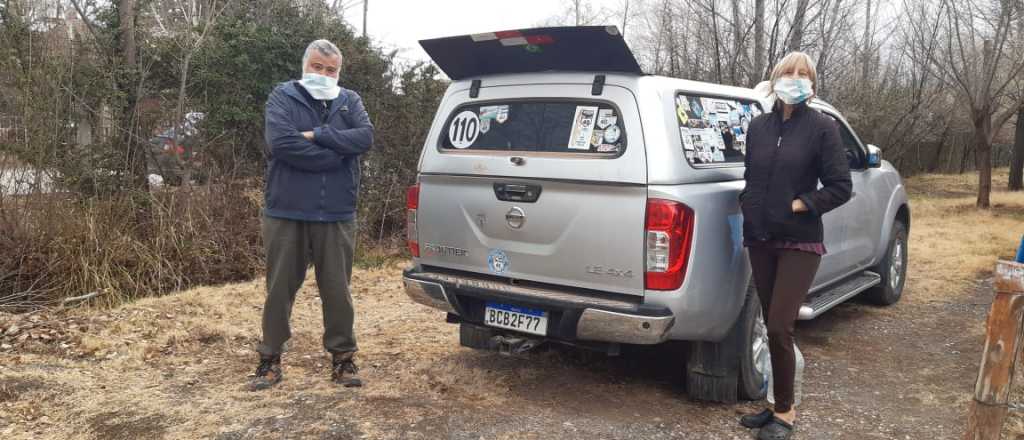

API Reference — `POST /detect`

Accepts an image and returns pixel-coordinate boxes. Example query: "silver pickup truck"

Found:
[402,26,910,403]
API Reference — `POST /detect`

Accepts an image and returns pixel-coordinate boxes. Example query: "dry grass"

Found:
[903,167,1024,303]
[0,184,263,311]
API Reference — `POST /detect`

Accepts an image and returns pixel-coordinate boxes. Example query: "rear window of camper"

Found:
[439,100,627,156]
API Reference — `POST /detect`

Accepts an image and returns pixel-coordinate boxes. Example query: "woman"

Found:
[738,52,852,440]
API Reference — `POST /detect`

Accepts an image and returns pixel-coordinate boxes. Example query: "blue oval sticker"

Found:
[487,249,510,275]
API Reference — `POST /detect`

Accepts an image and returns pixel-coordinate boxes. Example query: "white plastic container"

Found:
[767,343,803,407]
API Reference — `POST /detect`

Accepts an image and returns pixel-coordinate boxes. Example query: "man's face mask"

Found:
[299,72,341,100]
[773,78,813,105]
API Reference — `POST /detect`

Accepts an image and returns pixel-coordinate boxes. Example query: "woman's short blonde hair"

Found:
[769,51,817,92]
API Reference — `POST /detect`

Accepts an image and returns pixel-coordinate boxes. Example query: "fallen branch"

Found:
[60,291,100,306]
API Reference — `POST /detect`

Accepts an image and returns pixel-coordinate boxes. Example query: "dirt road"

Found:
[0,263,992,439]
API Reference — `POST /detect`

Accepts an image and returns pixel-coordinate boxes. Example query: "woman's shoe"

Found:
[739,409,774,428]
[757,417,794,440]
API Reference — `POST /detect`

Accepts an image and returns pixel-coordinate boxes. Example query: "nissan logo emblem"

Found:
[505,207,526,229]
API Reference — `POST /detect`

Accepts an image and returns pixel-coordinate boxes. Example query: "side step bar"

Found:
[798,271,881,320]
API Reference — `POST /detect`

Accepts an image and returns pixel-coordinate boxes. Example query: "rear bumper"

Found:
[402,268,674,345]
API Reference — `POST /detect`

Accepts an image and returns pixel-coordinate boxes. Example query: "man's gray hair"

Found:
[301,39,342,69]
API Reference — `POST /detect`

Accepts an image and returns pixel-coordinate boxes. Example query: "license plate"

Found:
[484,302,548,336]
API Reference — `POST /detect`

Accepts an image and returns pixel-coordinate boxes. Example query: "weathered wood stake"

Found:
[965,261,1024,440]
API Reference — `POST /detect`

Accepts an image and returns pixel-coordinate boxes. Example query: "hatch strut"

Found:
[591,74,605,96]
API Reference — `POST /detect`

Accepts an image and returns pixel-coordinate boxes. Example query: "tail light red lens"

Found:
[645,199,695,290]
[406,184,420,257]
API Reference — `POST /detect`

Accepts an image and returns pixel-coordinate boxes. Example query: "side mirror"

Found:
[866,144,882,168]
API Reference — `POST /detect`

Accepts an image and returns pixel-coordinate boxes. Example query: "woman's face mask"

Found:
[773,78,813,105]
[299,72,341,100]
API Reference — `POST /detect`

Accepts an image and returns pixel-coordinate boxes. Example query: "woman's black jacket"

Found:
[740,101,853,243]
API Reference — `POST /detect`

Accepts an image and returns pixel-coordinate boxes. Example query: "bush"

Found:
[0,184,263,310]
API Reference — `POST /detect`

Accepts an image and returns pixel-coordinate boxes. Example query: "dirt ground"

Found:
[2,170,1023,440]
[0,268,991,440]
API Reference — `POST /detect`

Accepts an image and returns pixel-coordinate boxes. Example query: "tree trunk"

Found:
[975,113,993,208]
[730,0,742,85]
[753,0,765,84]
[177,51,193,188]
[1009,106,1023,191]
[788,0,810,52]
[118,0,147,193]
[621,0,629,37]
[710,0,723,83]
[861,0,872,83]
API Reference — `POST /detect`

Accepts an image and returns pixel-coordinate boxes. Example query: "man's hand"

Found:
[792,198,808,213]
[302,131,314,141]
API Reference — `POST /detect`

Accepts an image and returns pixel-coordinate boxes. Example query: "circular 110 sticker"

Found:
[449,111,480,149]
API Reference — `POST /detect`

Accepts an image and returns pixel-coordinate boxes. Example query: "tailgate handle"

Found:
[494,183,542,203]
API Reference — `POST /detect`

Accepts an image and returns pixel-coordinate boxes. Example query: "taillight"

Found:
[406,184,420,257]
[645,199,695,290]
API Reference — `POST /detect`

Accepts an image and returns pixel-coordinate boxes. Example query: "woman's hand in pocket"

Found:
[792,198,809,213]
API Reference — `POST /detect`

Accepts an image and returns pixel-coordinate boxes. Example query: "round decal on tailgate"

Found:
[449,110,480,149]
[487,249,510,274]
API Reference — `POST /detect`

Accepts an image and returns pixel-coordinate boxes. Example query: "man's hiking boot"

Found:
[331,352,363,387]
[249,355,282,391]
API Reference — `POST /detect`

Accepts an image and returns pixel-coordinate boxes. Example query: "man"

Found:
[251,39,373,390]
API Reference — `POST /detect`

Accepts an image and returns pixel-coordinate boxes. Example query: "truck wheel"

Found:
[863,220,908,306]
[686,285,768,402]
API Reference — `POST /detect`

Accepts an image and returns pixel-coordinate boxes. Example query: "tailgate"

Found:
[417,175,646,296]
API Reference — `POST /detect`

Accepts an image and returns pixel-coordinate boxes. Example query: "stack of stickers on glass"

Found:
[569,106,621,153]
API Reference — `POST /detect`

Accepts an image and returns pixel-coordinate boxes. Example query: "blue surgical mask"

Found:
[773,78,813,105]
[299,72,341,100]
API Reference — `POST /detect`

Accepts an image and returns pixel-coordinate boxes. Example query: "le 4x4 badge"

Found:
[487,249,510,275]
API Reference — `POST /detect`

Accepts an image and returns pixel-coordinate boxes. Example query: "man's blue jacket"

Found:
[263,80,374,222]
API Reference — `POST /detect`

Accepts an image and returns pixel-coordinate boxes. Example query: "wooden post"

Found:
[965,260,1024,440]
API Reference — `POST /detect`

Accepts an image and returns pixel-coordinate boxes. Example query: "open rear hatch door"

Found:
[419,26,642,80]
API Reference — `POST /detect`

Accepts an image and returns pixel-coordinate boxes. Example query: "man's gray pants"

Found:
[258,216,358,356]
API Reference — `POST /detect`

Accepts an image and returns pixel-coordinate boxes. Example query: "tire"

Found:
[863,220,908,305]
[686,284,768,402]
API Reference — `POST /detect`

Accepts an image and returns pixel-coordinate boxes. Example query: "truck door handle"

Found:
[494,183,542,203]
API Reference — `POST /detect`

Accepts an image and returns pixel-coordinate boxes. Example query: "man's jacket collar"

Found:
[281,80,349,118]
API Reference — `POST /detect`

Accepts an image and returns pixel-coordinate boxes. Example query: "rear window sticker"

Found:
[448,110,480,149]
[603,125,621,144]
[568,105,599,150]
[680,128,695,150]
[714,150,726,162]
[729,110,741,126]
[597,109,617,129]
[479,105,508,121]
[590,129,605,146]
[676,95,691,111]
[496,106,509,123]
[713,100,732,114]
[689,97,704,118]
[596,144,619,153]
[677,105,689,124]
[701,98,715,116]
[480,118,491,134]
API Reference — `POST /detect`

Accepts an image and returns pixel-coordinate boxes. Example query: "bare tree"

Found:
[1011,106,1023,190]
[788,0,810,51]
[152,0,233,187]
[754,0,766,84]
[920,0,1024,207]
